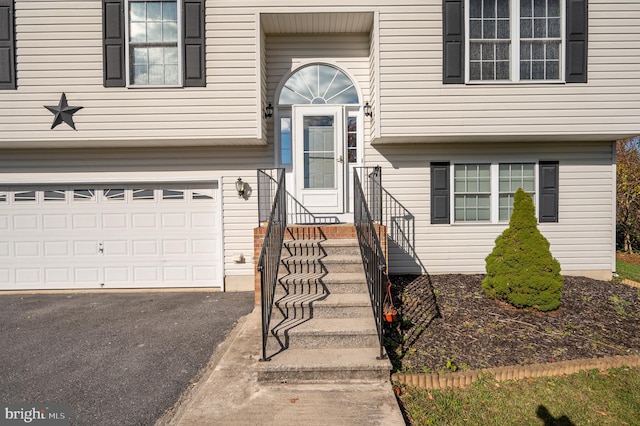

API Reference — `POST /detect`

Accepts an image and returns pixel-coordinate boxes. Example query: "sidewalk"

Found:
[164,309,406,426]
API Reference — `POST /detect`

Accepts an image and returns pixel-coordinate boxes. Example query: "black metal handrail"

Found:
[354,167,387,360]
[257,168,286,361]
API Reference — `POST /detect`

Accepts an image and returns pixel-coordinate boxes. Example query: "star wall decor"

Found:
[44,93,83,130]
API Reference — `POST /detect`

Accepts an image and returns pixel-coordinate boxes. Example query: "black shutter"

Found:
[0,0,15,90]
[566,0,588,83]
[431,162,450,224]
[442,0,464,84]
[103,0,125,87]
[183,0,205,87]
[539,161,559,223]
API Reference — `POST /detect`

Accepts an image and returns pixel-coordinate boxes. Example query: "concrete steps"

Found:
[257,224,391,384]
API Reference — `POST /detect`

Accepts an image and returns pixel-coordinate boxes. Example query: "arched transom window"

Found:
[278,64,359,105]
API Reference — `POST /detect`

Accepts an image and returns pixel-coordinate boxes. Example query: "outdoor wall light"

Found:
[264,103,274,118]
[364,102,372,117]
[235,177,247,198]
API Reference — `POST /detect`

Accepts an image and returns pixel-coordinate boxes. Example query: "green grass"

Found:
[616,259,640,282]
[397,366,640,425]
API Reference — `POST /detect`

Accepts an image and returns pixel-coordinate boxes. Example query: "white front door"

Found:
[294,105,344,213]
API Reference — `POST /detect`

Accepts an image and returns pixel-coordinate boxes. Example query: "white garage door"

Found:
[0,183,222,290]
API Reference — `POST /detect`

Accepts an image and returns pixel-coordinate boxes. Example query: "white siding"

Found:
[376,0,640,142]
[0,147,272,281]
[2,1,639,147]
[1,1,261,147]
[366,141,616,279]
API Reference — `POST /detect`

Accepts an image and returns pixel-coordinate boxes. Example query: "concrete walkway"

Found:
[164,309,406,426]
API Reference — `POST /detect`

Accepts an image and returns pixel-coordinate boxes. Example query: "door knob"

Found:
[337,155,344,163]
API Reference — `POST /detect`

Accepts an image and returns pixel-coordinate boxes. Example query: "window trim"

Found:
[464,0,566,84]
[102,0,205,88]
[449,159,540,226]
[125,0,183,88]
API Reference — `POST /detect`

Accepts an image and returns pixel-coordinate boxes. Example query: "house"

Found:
[0,0,637,292]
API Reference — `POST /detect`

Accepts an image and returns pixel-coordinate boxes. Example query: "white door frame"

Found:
[292,105,345,214]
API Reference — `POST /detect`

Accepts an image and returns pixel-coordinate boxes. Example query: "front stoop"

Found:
[257,225,392,384]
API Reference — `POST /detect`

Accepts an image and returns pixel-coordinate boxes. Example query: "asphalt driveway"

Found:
[0,291,254,425]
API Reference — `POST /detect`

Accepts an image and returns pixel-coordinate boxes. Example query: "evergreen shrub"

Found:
[482,188,563,311]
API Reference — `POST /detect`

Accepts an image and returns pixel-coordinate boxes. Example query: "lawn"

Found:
[616,255,640,282]
[398,366,640,425]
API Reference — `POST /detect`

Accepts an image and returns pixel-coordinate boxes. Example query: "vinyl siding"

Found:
[376,0,640,142]
[366,141,616,278]
[0,147,272,279]
[2,1,639,147]
[1,1,260,146]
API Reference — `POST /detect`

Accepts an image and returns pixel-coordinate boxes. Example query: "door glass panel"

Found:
[303,115,335,189]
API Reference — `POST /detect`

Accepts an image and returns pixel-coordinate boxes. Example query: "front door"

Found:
[294,105,344,213]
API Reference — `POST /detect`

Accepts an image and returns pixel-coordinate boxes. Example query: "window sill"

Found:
[465,80,566,85]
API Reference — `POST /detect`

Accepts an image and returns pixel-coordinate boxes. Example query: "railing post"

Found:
[354,168,388,360]
[257,168,286,362]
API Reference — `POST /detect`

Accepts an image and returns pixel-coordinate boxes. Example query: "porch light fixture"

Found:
[363,102,372,117]
[264,103,274,118]
[235,177,247,198]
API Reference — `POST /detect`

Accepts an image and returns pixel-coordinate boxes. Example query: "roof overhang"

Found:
[260,12,374,35]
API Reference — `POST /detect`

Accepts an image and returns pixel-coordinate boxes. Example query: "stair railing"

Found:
[257,168,287,361]
[354,167,387,360]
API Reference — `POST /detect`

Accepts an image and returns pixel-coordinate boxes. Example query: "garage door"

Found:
[0,183,222,290]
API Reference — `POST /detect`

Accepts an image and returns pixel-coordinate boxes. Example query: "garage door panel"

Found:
[133,240,159,255]
[161,213,188,228]
[72,214,98,229]
[45,268,70,283]
[104,240,130,256]
[16,269,40,284]
[44,215,69,230]
[15,242,40,257]
[104,267,129,283]
[44,241,70,256]
[14,215,38,230]
[1,184,221,290]
[75,268,100,284]
[102,213,128,229]
[74,241,100,256]
[133,213,157,228]
[0,269,9,284]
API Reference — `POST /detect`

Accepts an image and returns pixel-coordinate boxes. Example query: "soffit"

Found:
[261,12,374,34]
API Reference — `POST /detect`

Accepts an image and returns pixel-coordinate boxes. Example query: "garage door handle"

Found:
[99,243,104,254]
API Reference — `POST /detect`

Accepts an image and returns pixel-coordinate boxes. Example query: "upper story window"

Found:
[128,1,179,86]
[442,0,587,84]
[467,0,562,82]
[102,0,205,88]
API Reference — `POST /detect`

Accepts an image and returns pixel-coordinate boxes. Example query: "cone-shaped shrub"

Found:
[482,188,563,311]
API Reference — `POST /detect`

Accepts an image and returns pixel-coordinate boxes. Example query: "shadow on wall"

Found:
[381,186,425,274]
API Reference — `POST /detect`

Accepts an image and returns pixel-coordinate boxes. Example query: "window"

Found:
[431,161,559,224]
[44,190,67,201]
[454,164,491,221]
[102,0,205,88]
[442,0,588,84]
[468,0,561,82]
[498,163,535,220]
[128,1,179,86]
[0,0,16,90]
[280,116,292,166]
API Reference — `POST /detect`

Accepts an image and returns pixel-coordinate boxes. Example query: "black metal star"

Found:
[44,93,83,130]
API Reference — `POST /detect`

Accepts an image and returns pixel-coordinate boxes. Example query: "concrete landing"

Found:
[165,309,406,426]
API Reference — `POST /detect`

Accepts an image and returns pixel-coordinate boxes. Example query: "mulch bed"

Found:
[385,274,640,373]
